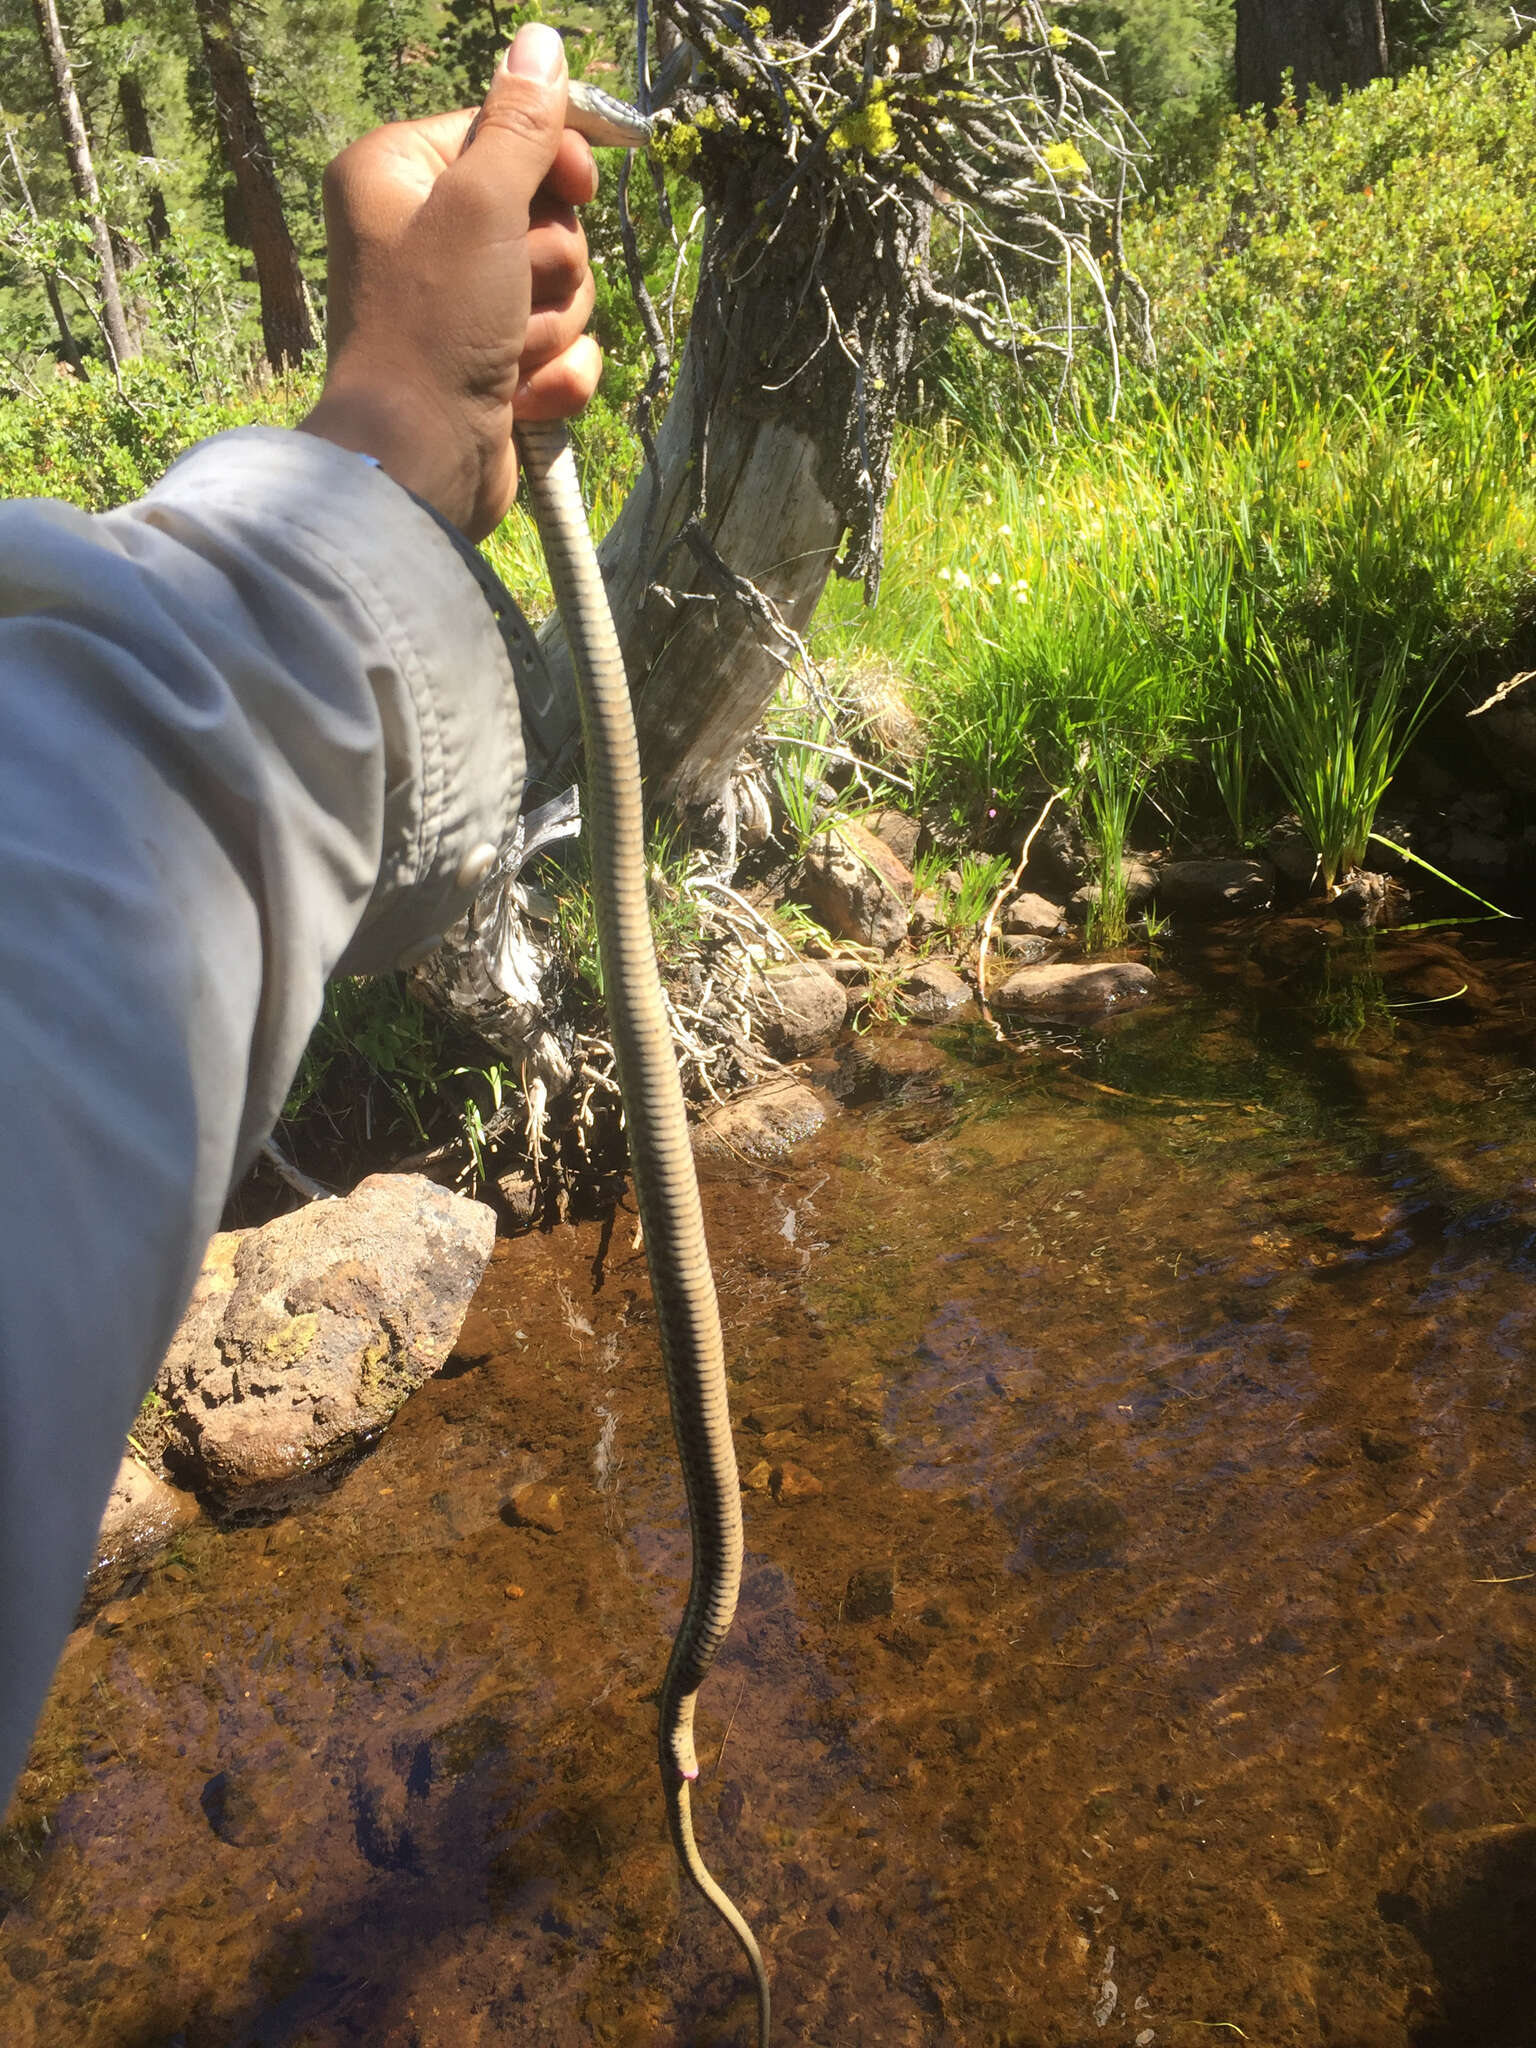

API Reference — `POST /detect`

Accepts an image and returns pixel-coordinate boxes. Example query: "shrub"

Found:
[1130,43,1536,419]
[0,359,318,510]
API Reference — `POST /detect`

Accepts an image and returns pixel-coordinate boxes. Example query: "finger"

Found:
[442,23,569,234]
[520,272,597,373]
[513,334,604,421]
[528,202,588,298]
[541,129,599,205]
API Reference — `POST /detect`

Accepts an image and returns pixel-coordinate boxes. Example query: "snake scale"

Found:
[481,76,773,2045]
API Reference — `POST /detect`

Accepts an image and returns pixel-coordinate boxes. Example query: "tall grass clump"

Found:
[815,369,1535,876]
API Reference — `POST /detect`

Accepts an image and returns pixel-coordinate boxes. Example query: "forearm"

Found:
[0,425,527,1797]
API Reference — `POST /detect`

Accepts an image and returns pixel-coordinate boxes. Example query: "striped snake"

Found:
[476,74,773,2045]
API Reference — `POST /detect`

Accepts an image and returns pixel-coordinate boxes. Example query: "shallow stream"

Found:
[6,914,1536,2047]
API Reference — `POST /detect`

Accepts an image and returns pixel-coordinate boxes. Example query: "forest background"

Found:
[3,0,1536,1170]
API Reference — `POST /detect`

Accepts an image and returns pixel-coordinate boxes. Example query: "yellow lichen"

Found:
[262,1312,318,1363]
[831,81,898,157]
[1041,139,1088,184]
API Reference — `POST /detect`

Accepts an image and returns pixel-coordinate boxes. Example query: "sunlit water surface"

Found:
[6,916,1536,2048]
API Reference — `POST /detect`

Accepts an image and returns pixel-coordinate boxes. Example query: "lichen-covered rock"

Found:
[750,958,849,1058]
[993,961,1158,1015]
[798,816,913,951]
[692,1074,833,1163]
[154,1174,495,1499]
[88,1456,201,1596]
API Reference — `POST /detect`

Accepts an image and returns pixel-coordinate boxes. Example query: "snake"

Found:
[470,75,773,2046]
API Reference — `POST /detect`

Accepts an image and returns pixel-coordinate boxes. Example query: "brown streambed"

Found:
[5,917,1536,2047]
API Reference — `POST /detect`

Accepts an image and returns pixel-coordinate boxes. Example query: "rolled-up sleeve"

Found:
[0,425,535,1798]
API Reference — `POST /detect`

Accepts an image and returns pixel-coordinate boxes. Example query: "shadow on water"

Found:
[7,913,1536,2046]
[1381,1825,1536,2048]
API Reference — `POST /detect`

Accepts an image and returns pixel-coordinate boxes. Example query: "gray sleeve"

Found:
[0,425,536,1798]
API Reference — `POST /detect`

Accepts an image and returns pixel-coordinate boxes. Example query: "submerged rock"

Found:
[153,1174,495,1501]
[843,1564,897,1621]
[993,960,1158,1016]
[1156,858,1275,919]
[693,1073,833,1163]
[88,1455,201,1597]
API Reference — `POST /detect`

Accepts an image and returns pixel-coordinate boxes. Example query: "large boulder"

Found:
[750,958,849,1057]
[798,816,913,951]
[993,961,1159,1016]
[152,1174,495,1501]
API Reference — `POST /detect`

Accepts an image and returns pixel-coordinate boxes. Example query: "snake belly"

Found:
[513,418,771,2047]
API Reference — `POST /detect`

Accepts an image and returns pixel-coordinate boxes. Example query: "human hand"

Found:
[301,22,601,540]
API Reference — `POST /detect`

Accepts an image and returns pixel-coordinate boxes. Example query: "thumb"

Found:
[454,22,568,216]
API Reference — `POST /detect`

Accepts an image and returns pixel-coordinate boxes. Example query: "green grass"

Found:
[812,367,1536,883]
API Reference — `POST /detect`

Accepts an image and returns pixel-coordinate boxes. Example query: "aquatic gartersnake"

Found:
[472,76,772,2045]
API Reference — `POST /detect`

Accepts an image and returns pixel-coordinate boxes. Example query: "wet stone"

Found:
[843,1564,897,1622]
[1156,857,1275,919]
[993,960,1158,1016]
[503,1481,564,1534]
[200,1762,285,1849]
[741,1461,773,1492]
[744,1401,804,1433]
[771,1461,823,1501]
[693,1075,832,1164]
[998,933,1055,963]
[749,959,850,1058]
[799,816,913,952]
[899,959,971,1021]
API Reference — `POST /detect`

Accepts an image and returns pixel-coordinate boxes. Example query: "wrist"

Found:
[300,377,501,537]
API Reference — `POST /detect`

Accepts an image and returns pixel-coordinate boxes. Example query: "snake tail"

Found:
[513,419,770,2047]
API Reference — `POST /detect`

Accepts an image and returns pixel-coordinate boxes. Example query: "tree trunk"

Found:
[536,122,929,818]
[2,114,87,376]
[194,0,314,369]
[101,0,169,251]
[1235,0,1389,112]
[28,0,135,366]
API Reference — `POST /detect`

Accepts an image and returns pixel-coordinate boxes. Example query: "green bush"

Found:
[1131,43,1536,418]
[0,359,319,511]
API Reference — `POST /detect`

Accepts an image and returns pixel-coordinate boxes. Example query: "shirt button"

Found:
[455,840,499,892]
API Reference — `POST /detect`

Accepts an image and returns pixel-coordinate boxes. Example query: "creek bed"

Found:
[5,914,1536,2047]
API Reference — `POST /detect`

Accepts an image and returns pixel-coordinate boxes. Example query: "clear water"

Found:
[5,915,1536,2047]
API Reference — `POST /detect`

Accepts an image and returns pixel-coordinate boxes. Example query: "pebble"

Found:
[771,1461,823,1501]
[502,1481,564,1534]
[741,1460,774,1492]
[843,1563,896,1622]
